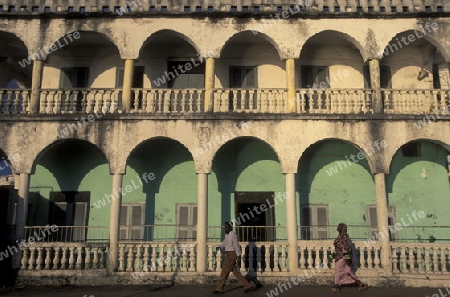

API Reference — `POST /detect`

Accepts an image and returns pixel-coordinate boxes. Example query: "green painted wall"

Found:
[27,138,449,244]
[298,140,376,240]
[387,141,450,243]
[210,138,285,241]
[29,140,111,241]
[126,139,197,241]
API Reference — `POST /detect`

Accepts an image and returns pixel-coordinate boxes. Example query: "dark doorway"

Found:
[48,191,90,242]
[234,192,275,242]
[0,186,15,287]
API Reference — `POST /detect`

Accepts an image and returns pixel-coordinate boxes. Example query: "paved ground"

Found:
[0,284,446,297]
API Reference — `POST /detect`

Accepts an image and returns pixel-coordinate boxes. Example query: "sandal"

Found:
[358,283,369,291]
[331,285,341,292]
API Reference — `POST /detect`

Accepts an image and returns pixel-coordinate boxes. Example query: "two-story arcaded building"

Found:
[0,0,449,287]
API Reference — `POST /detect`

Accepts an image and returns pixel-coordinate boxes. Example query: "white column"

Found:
[13,173,30,269]
[196,173,208,272]
[122,59,135,112]
[374,173,391,273]
[204,58,215,112]
[30,60,44,113]
[369,59,382,113]
[286,58,296,113]
[107,173,123,274]
[285,173,298,271]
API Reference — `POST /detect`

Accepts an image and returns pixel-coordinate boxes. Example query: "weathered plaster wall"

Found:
[298,140,376,239]
[1,18,449,62]
[387,141,450,242]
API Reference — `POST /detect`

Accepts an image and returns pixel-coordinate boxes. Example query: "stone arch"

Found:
[386,138,450,173]
[299,30,367,62]
[45,30,121,61]
[219,30,283,60]
[123,136,194,174]
[30,138,110,174]
[211,136,282,171]
[379,29,449,62]
[297,137,377,174]
[139,29,201,57]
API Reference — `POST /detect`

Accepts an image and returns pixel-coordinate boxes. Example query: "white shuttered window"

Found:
[120,203,145,240]
[367,204,397,241]
[177,203,197,241]
[301,204,329,240]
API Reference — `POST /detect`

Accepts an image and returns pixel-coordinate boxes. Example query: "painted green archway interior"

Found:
[23,139,450,243]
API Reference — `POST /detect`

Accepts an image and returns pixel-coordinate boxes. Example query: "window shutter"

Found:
[315,67,329,87]
[131,205,142,226]
[119,205,128,240]
[317,231,328,240]
[316,207,328,226]
[192,206,198,225]
[73,202,87,226]
[316,206,328,239]
[72,202,87,241]
[191,206,198,240]
[244,67,257,87]
[369,206,378,227]
[179,229,188,239]
[131,229,142,240]
[130,205,143,240]
[177,204,198,241]
[120,205,128,226]
[119,229,127,240]
[179,206,189,225]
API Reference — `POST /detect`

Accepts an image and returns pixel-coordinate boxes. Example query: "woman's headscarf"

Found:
[334,223,352,260]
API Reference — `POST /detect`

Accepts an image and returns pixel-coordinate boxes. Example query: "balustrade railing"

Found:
[213,89,286,113]
[391,243,450,274]
[117,242,197,272]
[207,241,290,272]
[20,242,108,270]
[20,239,450,274]
[383,89,450,114]
[296,240,381,271]
[131,88,205,113]
[39,88,121,114]
[3,88,450,116]
[295,89,373,114]
[0,89,30,114]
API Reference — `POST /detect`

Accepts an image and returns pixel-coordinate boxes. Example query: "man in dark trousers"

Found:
[213,222,253,294]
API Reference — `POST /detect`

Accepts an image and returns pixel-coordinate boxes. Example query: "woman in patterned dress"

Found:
[332,223,369,292]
